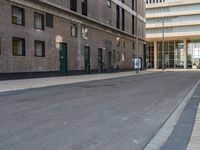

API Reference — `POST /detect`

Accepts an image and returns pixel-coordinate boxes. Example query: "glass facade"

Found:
[188,41,200,69]
[146,41,200,69]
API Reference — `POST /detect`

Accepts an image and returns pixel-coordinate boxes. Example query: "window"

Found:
[121,9,125,31]
[71,23,78,37]
[133,42,135,50]
[122,53,125,61]
[70,0,77,11]
[132,15,135,35]
[82,26,88,40]
[35,40,45,57]
[12,6,25,26]
[117,39,120,47]
[116,5,120,29]
[121,39,126,48]
[116,52,120,61]
[34,12,44,30]
[12,37,25,56]
[107,0,111,7]
[113,49,116,62]
[82,0,88,16]
[106,20,111,26]
[46,13,53,28]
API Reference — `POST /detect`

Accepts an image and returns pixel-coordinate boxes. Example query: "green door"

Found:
[59,43,68,75]
[98,48,103,73]
[84,46,90,74]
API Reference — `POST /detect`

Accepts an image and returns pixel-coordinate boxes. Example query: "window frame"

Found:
[34,40,45,57]
[12,6,25,26]
[46,13,53,28]
[34,12,45,30]
[107,0,111,7]
[12,37,25,56]
[71,23,78,37]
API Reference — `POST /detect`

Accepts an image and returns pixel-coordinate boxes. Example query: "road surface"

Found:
[0,72,200,150]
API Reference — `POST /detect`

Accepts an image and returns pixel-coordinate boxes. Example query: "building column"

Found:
[184,39,187,69]
[154,41,158,69]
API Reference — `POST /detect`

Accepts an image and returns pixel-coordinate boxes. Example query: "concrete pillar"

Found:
[184,40,187,69]
[154,41,158,69]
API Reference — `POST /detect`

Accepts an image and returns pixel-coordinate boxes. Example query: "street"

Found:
[0,72,200,150]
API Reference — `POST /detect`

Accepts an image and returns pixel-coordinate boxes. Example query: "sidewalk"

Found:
[160,82,200,150]
[0,71,158,93]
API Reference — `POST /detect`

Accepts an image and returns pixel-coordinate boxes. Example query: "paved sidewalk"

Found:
[0,71,157,93]
[187,103,200,150]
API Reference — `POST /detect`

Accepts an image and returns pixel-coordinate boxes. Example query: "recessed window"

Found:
[82,26,88,40]
[34,12,44,30]
[121,39,126,48]
[70,0,77,11]
[117,52,120,61]
[35,41,45,57]
[106,20,111,26]
[107,0,111,7]
[82,0,88,16]
[12,37,25,56]
[133,42,135,50]
[122,53,125,61]
[46,13,53,28]
[113,49,116,62]
[12,6,25,26]
[71,23,78,37]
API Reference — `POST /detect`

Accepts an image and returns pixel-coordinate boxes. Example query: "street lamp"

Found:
[136,0,139,74]
[161,18,165,72]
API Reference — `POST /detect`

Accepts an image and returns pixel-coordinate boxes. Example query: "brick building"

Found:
[0,0,146,75]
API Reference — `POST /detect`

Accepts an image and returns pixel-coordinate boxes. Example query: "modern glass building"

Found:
[146,0,200,69]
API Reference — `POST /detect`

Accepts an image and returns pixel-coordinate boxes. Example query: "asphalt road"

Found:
[0,72,200,150]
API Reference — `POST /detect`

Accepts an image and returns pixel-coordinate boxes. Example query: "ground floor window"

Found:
[35,40,45,57]
[12,37,25,56]
[146,40,200,69]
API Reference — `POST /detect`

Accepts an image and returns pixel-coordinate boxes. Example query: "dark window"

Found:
[12,37,25,56]
[132,15,135,35]
[113,49,116,62]
[82,0,88,16]
[107,0,111,7]
[12,6,25,26]
[46,13,53,28]
[132,0,135,10]
[122,9,125,31]
[71,23,78,37]
[34,12,44,30]
[70,0,77,11]
[133,42,135,50]
[35,40,45,57]
[116,5,120,29]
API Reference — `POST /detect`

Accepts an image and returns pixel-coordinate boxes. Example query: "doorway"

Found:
[84,46,90,74]
[59,43,68,75]
[98,48,103,73]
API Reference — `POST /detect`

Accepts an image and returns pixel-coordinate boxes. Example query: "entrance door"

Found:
[98,48,103,73]
[59,43,68,75]
[84,46,90,74]
[108,52,112,68]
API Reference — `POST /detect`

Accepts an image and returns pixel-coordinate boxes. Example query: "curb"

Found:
[143,80,200,150]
